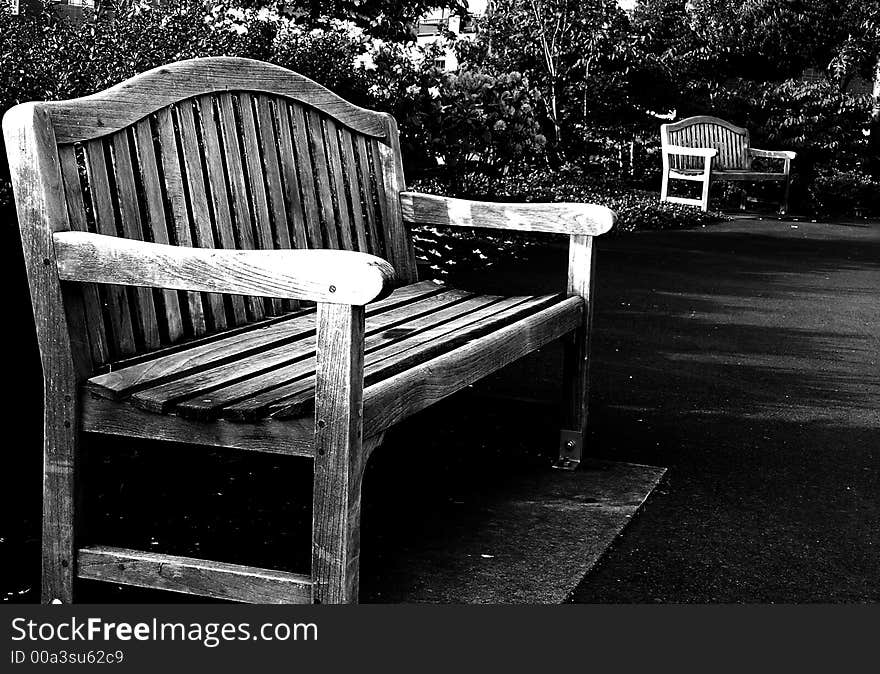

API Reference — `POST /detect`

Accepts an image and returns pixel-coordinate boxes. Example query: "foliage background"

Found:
[1,0,879,220]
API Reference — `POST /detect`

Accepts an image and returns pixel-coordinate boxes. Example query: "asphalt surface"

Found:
[2,216,877,603]
[571,217,880,602]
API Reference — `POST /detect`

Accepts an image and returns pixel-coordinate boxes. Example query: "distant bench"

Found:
[660,115,796,213]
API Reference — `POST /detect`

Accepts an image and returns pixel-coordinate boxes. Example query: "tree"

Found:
[467,0,670,163]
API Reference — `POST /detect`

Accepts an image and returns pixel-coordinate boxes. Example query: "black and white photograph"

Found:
[0,0,877,661]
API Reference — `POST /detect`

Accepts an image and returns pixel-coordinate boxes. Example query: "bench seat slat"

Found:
[363,296,584,435]
[264,293,563,421]
[77,546,312,604]
[128,288,472,413]
[86,280,447,400]
[83,283,578,426]
[178,291,494,420]
[215,293,526,421]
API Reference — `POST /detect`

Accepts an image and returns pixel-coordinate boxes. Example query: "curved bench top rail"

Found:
[42,57,389,144]
[661,115,748,137]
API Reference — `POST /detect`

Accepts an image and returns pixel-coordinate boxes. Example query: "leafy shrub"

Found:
[423,69,546,192]
[0,5,547,214]
[0,1,279,213]
[808,168,880,217]
[408,168,719,278]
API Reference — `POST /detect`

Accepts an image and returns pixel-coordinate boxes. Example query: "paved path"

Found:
[3,217,877,604]
[571,218,879,602]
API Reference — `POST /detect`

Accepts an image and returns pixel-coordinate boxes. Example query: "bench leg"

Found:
[41,398,79,604]
[660,168,670,203]
[699,159,712,212]
[312,303,366,604]
[780,174,791,216]
[556,235,596,471]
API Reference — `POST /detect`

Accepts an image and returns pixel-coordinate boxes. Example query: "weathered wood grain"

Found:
[363,297,583,435]
[267,293,562,420]
[132,118,186,341]
[89,280,444,384]
[289,103,324,249]
[312,302,365,604]
[47,57,388,144]
[110,129,162,347]
[400,192,617,236]
[77,546,313,603]
[338,127,368,251]
[354,134,382,256]
[213,292,501,421]
[324,118,354,250]
[82,393,314,457]
[88,311,319,400]
[196,95,249,326]
[559,235,596,467]
[84,138,138,355]
[660,115,795,212]
[7,60,620,605]
[148,289,473,417]
[273,100,310,250]
[306,109,339,249]
[216,93,265,322]
[156,106,207,335]
[238,93,283,316]
[3,102,86,603]
[58,144,110,364]
[53,231,396,305]
[376,115,418,282]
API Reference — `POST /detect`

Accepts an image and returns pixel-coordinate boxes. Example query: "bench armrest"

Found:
[662,145,719,158]
[399,192,616,236]
[749,148,796,160]
[53,231,396,305]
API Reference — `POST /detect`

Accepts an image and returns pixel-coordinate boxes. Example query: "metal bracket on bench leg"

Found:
[553,430,583,471]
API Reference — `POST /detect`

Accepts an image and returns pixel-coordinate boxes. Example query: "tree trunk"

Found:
[870,57,880,179]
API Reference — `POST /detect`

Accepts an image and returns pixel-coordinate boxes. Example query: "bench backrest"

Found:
[660,115,751,171]
[5,58,418,375]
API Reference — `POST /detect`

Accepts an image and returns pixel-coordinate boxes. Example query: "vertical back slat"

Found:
[176,100,228,331]
[738,130,749,168]
[84,139,138,356]
[254,95,292,250]
[274,101,310,250]
[368,138,393,257]
[255,94,297,312]
[110,130,161,349]
[58,145,110,365]
[57,88,409,367]
[238,93,282,315]
[156,107,207,336]
[324,118,354,250]
[217,93,265,322]
[306,109,339,249]
[196,96,248,326]
[354,134,382,257]
[339,127,368,252]
[132,119,185,342]
[375,116,418,282]
[290,104,324,248]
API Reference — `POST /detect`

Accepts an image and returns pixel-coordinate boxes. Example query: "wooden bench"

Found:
[660,115,796,213]
[4,57,615,605]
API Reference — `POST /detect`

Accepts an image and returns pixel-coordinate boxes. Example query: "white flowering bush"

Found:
[0,1,546,211]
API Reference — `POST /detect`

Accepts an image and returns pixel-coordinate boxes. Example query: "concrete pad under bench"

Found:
[361,460,666,604]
